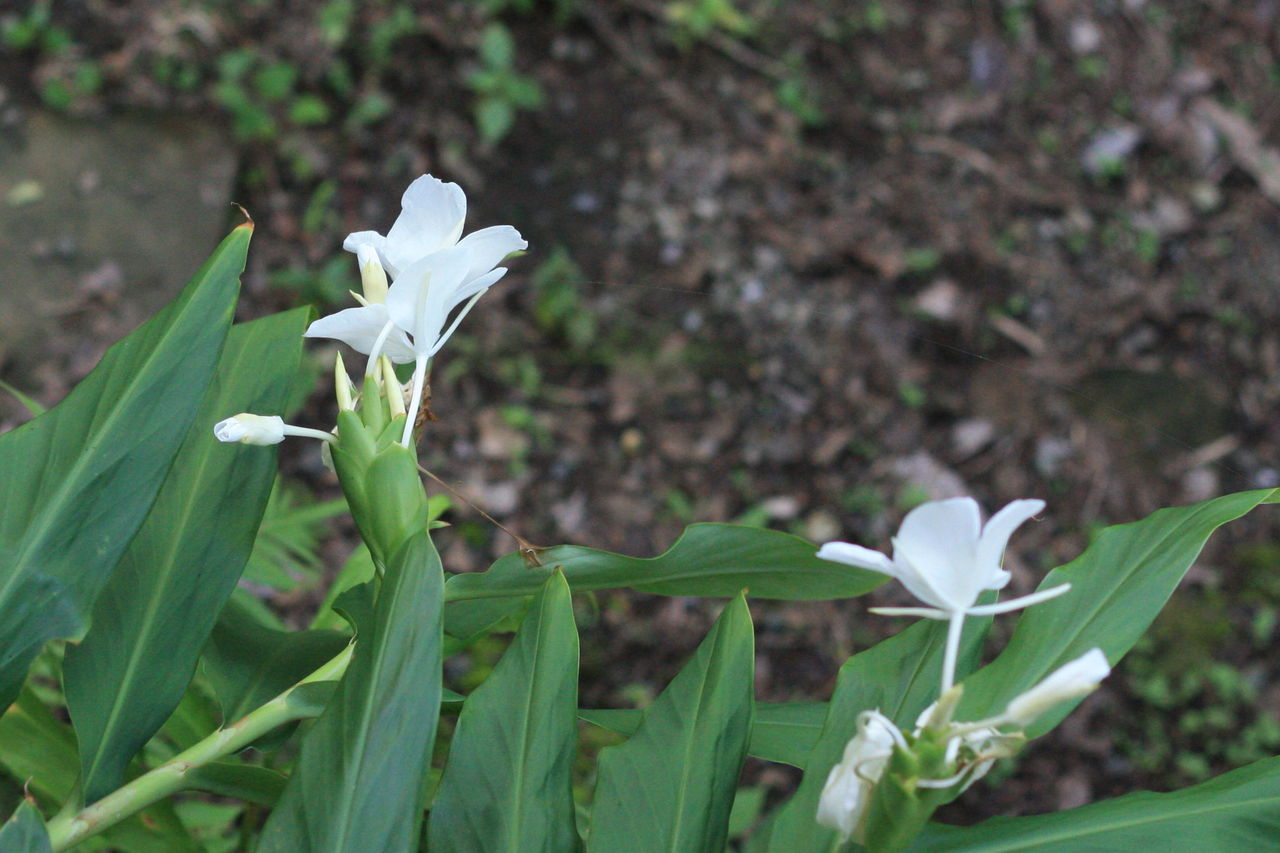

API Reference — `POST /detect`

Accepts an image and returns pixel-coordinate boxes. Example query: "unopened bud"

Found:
[1004,648,1110,727]
[356,244,388,304]
[214,413,285,445]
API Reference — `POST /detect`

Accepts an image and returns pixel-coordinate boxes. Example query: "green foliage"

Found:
[912,756,1280,851]
[666,0,755,45]
[587,593,755,853]
[467,23,545,144]
[258,531,444,852]
[0,224,247,709]
[532,246,597,352]
[63,308,312,802]
[429,571,580,852]
[955,490,1276,734]
[243,477,347,591]
[445,522,888,602]
[0,801,50,852]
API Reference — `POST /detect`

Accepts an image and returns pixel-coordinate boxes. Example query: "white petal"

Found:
[383,175,467,272]
[304,305,415,363]
[893,498,985,611]
[816,542,896,575]
[214,413,285,445]
[384,246,474,354]
[964,582,1070,616]
[974,499,1045,586]
[454,225,528,282]
[343,230,386,254]
[1004,648,1110,727]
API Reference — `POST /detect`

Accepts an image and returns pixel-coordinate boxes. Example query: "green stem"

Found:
[46,643,354,851]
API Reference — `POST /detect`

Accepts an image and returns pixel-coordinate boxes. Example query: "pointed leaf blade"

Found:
[586,593,755,853]
[429,570,580,853]
[256,530,444,853]
[0,224,250,705]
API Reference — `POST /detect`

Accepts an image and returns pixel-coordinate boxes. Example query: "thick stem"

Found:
[46,644,354,852]
[941,611,966,694]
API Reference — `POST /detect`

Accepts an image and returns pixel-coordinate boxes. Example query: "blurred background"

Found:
[2,0,1280,829]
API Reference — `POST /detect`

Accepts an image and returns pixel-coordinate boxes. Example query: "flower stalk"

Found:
[46,643,354,852]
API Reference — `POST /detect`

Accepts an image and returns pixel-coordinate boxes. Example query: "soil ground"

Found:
[3,0,1280,831]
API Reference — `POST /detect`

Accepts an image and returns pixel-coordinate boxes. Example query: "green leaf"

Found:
[0,224,249,707]
[910,755,1280,851]
[0,801,50,853]
[0,378,45,416]
[185,762,288,807]
[64,307,310,802]
[446,524,884,602]
[429,571,580,852]
[580,701,826,768]
[957,489,1276,733]
[586,593,755,853]
[0,686,202,851]
[763,612,992,852]
[257,530,444,853]
[202,591,350,727]
[475,96,515,144]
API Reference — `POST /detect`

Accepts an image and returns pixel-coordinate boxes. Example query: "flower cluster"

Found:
[814,498,1111,845]
[214,175,525,450]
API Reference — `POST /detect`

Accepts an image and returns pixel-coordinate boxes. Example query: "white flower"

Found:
[1003,648,1111,727]
[816,710,904,842]
[818,497,1063,616]
[818,497,1071,693]
[341,174,526,281]
[305,174,526,445]
[213,413,334,446]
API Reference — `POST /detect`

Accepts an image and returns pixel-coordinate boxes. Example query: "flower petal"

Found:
[891,498,984,610]
[384,245,474,354]
[974,499,1045,587]
[383,175,467,272]
[816,542,896,575]
[1003,647,1110,727]
[454,225,528,282]
[304,304,415,363]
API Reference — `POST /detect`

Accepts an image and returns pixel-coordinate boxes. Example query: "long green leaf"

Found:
[957,489,1276,733]
[0,801,50,853]
[446,524,883,602]
[0,224,250,706]
[910,756,1280,851]
[586,593,755,853]
[256,530,444,853]
[202,591,350,727]
[429,570,580,853]
[763,611,991,852]
[580,701,826,768]
[64,308,310,801]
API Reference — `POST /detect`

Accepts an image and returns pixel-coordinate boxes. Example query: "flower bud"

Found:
[214,413,285,445]
[1004,648,1110,727]
[356,244,388,304]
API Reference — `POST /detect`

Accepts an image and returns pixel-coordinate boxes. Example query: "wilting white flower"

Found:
[214,413,334,446]
[1003,648,1111,727]
[816,710,904,842]
[818,497,1071,692]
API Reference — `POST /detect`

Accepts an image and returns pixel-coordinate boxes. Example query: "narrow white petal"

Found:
[385,245,475,351]
[305,305,415,362]
[454,225,528,282]
[384,175,468,271]
[975,499,1046,586]
[867,606,949,620]
[964,582,1071,616]
[1004,648,1110,727]
[816,542,896,574]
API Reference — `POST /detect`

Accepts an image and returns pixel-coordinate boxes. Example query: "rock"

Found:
[0,110,236,373]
